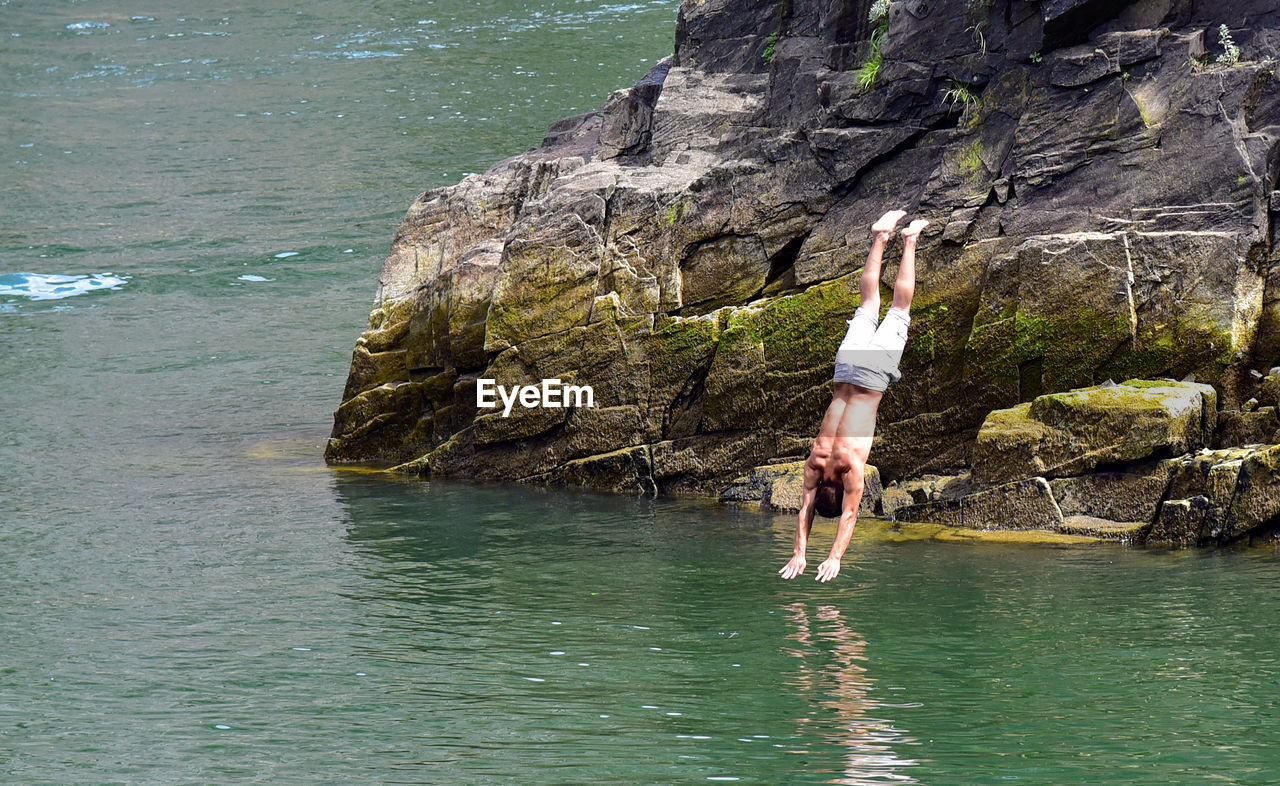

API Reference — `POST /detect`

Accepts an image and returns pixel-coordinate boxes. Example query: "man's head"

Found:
[813,479,845,519]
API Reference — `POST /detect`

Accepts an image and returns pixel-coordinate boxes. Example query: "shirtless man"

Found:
[779,209,928,582]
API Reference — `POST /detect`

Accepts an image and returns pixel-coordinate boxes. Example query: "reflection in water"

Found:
[784,603,920,784]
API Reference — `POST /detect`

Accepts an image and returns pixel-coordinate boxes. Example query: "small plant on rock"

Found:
[1217,24,1240,66]
[762,31,779,63]
[942,79,979,112]
[856,52,882,91]
[857,1,892,91]
[967,22,987,58]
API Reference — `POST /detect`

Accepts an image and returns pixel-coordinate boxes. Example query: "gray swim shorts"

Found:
[832,304,910,392]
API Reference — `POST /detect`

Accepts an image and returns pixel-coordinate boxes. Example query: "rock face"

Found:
[329,0,1280,501]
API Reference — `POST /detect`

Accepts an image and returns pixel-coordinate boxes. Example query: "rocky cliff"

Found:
[327,0,1280,498]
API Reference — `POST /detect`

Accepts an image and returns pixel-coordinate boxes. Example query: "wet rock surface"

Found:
[330,0,1280,529]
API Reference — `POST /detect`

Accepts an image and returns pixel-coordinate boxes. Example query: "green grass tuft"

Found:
[762,31,779,63]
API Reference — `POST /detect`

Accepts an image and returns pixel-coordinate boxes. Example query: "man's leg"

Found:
[867,219,930,382]
[892,219,928,312]
[865,210,907,312]
[837,211,907,381]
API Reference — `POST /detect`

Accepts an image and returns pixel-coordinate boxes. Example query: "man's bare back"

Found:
[780,210,928,583]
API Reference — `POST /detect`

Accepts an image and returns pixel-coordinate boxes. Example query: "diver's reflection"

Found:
[784,603,920,784]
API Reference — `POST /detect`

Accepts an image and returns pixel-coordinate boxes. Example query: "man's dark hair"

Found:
[813,479,845,519]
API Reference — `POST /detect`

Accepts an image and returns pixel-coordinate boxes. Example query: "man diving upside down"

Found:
[779,210,928,583]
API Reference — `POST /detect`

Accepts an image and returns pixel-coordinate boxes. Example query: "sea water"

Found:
[4,2,1280,783]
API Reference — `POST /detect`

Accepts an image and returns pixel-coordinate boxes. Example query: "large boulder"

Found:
[971,380,1216,488]
[329,0,1280,500]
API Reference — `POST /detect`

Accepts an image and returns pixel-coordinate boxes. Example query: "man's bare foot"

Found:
[901,219,930,241]
[871,210,908,238]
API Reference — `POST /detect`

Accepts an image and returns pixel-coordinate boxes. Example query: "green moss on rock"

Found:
[972,379,1215,488]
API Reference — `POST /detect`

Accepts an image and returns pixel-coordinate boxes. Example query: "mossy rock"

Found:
[343,346,410,400]
[701,275,859,432]
[1148,497,1213,547]
[548,444,657,495]
[1057,516,1150,543]
[641,312,722,438]
[1224,444,1280,541]
[972,380,1214,488]
[484,220,601,352]
[678,234,771,314]
[326,381,436,465]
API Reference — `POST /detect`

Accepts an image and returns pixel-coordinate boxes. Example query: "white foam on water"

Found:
[341,50,405,59]
[273,251,299,258]
[238,275,275,282]
[67,21,110,30]
[0,272,128,302]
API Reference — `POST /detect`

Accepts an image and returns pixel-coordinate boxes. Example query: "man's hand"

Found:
[779,554,807,580]
[900,218,930,241]
[815,558,841,583]
[871,210,908,239]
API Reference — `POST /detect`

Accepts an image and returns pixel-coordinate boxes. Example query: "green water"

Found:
[4,1,1280,783]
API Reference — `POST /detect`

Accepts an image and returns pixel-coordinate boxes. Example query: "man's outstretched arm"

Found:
[779,459,821,580]
[815,463,866,583]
